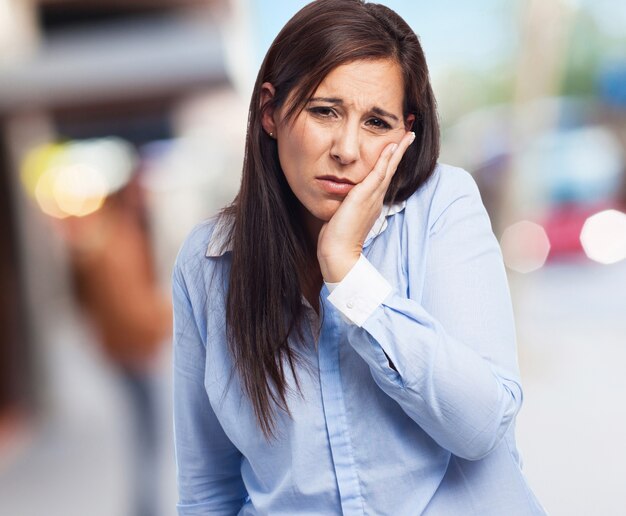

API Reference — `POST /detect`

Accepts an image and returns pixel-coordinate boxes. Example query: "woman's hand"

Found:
[317,131,416,283]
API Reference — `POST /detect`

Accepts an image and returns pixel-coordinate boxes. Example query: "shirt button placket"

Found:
[318,302,365,515]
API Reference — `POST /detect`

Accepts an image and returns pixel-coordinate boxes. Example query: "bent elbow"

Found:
[453,439,502,461]
[454,379,523,461]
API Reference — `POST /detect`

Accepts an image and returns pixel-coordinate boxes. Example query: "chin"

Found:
[310,200,342,222]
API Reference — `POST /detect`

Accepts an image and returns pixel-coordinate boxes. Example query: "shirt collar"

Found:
[206,200,406,258]
[362,200,406,249]
[205,212,233,257]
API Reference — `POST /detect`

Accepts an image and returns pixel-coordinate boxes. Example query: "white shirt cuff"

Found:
[326,255,392,327]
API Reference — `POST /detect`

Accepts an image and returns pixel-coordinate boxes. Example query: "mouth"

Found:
[316,175,356,196]
[317,175,356,185]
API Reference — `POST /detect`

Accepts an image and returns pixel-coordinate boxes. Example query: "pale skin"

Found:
[261,59,416,310]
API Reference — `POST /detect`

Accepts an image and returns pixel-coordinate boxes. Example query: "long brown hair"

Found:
[223,0,440,438]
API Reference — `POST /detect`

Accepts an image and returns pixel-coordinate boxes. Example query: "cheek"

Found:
[277,143,304,186]
[361,136,401,173]
[278,121,326,173]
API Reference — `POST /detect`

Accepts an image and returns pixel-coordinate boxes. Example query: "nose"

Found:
[330,122,360,165]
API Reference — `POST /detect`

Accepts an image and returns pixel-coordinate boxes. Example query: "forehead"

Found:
[313,59,405,112]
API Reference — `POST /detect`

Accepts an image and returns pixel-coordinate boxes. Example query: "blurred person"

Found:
[172,1,546,514]
[59,175,171,516]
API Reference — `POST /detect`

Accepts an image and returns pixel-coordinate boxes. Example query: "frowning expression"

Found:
[262,59,413,231]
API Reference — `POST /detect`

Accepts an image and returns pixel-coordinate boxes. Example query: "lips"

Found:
[317,175,355,185]
[316,175,356,196]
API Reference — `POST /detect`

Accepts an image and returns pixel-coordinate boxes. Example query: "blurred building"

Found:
[0,1,244,515]
[0,0,237,412]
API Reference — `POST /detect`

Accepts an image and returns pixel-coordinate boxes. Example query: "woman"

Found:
[173,1,546,514]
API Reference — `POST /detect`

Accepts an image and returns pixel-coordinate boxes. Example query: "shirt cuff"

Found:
[326,254,392,327]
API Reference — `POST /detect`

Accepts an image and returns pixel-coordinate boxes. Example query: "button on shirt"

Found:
[172,164,546,515]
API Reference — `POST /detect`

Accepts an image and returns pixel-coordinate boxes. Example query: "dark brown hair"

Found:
[223,0,439,438]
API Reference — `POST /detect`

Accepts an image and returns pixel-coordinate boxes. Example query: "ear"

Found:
[404,113,416,131]
[260,82,278,137]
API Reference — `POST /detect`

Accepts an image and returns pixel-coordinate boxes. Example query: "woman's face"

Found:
[264,58,414,232]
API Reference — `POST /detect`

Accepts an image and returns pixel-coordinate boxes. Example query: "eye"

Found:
[307,106,337,118]
[366,117,392,130]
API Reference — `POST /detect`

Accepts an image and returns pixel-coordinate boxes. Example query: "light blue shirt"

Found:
[172,163,546,515]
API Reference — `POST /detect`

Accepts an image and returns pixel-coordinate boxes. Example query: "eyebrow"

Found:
[308,97,400,123]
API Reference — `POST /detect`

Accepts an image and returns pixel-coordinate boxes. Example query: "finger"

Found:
[351,131,415,200]
[370,141,399,185]
[383,131,416,185]
[362,131,415,199]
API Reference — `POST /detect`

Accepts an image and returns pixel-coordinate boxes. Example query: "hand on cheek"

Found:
[317,130,416,283]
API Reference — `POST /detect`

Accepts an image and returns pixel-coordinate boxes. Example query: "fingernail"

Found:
[390,144,398,154]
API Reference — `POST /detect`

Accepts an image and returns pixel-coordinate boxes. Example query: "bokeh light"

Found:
[21,137,136,219]
[52,163,108,217]
[500,220,551,273]
[20,142,66,196]
[580,209,626,264]
[34,165,67,219]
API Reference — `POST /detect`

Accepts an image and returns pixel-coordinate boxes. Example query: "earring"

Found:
[269,132,274,138]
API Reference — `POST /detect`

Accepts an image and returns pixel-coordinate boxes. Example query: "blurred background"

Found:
[0,0,624,515]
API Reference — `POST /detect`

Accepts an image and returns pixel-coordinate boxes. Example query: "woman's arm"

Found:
[327,169,522,461]
[173,255,248,515]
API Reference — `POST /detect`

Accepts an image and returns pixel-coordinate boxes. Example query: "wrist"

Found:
[319,253,360,283]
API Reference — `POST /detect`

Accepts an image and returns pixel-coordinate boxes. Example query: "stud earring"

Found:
[269,132,274,138]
